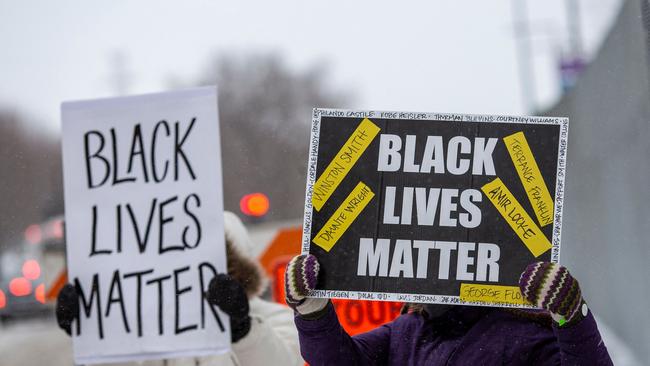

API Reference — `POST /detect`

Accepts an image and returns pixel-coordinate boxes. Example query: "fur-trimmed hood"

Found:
[224,211,267,298]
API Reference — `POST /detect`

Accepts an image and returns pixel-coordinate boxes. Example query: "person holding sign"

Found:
[284,254,612,365]
[56,212,303,366]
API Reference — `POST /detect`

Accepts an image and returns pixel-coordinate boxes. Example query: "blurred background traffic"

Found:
[1,0,648,364]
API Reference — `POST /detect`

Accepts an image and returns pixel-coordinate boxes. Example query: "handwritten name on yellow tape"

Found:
[312,118,381,211]
[459,283,529,306]
[313,181,375,252]
[503,132,554,227]
[481,178,552,257]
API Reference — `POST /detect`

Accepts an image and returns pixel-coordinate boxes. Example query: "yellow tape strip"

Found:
[503,132,554,227]
[459,283,529,306]
[312,118,381,211]
[481,178,552,257]
[313,181,375,252]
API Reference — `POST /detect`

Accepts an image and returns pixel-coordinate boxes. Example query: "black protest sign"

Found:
[302,109,568,307]
[61,87,229,364]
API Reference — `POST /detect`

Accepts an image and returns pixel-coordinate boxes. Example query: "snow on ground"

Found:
[0,316,73,366]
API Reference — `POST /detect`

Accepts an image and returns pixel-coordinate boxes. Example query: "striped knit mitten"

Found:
[285,254,328,317]
[519,262,588,327]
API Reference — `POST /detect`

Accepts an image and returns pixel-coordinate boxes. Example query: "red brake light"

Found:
[240,193,270,217]
[25,224,42,245]
[22,260,41,280]
[52,219,64,239]
[9,277,32,297]
[35,284,45,304]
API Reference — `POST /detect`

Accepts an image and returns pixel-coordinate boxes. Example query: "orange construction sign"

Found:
[262,227,403,335]
[271,255,402,336]
[46,269,68,302]
[259,227,302,277]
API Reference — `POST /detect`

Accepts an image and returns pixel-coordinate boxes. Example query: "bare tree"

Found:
[197,53,351,222]
[0,112,63,251]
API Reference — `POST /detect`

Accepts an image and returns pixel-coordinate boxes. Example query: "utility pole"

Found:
[565,0,584,58]
[512,0,537,113]
[559,0,586,91]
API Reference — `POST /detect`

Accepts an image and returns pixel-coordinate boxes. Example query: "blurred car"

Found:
[0,216,65,323]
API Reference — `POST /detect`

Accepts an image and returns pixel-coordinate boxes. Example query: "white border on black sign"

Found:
[301,108,569,308]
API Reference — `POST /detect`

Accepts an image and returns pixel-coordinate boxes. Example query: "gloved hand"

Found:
[207,273,251,343]
[56,283,79,335]
[284,254,328,318]
[56,275,252,343]
[519,262,588,327]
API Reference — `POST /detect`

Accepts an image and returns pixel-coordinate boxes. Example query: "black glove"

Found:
[207,274,251,343]
[56,284,79,336]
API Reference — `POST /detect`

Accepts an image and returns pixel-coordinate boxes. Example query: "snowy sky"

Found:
[0,0,622,135]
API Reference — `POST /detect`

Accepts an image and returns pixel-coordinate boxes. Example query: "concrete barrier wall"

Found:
[546,0,650,359]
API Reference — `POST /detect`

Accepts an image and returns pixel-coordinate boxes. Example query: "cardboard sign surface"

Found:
[302,109,568,308]
[61,87,229,364]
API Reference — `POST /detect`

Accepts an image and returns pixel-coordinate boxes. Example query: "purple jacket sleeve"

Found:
[553,310,613,365]
[533,310,613,365]
[294,302,391,365]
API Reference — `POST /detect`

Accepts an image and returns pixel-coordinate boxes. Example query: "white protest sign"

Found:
[61,87,230,364]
